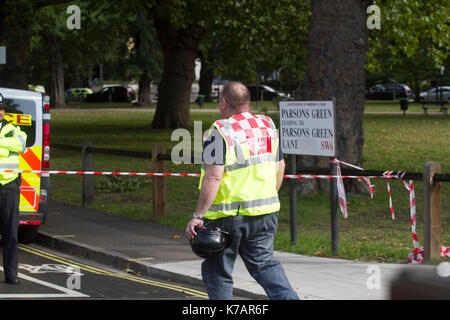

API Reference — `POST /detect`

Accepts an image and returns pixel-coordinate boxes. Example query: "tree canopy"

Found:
[367,0,450,94]
[0,0,448,110]
[0,0,448,197]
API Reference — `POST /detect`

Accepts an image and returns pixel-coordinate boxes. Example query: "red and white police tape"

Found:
[329,159,375,220]
[442,246,450,258]
[327,163,425,263]
[11,169,390,179]
[5,163,448,263]
[402,180,424,264]
[11,170,201,177]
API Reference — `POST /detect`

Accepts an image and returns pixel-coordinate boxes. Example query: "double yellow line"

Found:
[18,244,208,299]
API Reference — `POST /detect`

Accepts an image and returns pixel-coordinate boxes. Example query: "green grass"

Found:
[64,99,441,114]
[48,104,450,263]
[364,100,420,113]
[63,100,273,111]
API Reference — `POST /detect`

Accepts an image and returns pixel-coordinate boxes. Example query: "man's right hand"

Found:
[185,218,204,240]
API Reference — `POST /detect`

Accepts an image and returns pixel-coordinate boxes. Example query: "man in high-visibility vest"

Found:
[185,82,299,300]
[0,93,27,285]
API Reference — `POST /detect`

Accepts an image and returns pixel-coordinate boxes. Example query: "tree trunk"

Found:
[50,35,65,108]
[151,18,203,129]
[137,76,153,107]
[296,0,370,194]
[413,74,420,102]
[134,24,154,107]
[198,51,215,103]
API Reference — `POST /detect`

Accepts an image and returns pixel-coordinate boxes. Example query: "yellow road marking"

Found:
[234,282,258,287]
[18,244,208,299]
[19,244,106,275]
[127,257,155,261]
[51,235,76,238]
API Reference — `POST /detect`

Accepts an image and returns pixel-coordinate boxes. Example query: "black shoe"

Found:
[5,278,20,285]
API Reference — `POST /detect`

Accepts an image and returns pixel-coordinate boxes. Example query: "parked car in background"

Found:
[366,83,413,100]
[419,86,450,103]
[65,88,93,102]
[85,86,136,103]
[246,84,288,101]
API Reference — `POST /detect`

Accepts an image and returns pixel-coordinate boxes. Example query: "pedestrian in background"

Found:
[0,93,27,285]
[185,82,299,300]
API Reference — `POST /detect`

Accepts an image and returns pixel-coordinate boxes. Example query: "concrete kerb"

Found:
[35,230,265,300]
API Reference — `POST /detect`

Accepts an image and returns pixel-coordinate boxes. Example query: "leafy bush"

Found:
[96,175,142,193]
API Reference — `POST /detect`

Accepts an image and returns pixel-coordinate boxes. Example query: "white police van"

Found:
[0,87,51,243]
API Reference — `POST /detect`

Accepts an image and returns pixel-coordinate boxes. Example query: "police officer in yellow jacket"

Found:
[185,82,299,300]
[0,94,27,285]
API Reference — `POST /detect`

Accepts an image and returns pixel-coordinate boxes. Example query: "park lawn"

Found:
[49,107,450,263]
[66,99,437,114]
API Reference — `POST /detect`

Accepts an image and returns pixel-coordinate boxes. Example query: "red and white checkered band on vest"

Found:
[214,112,277,156]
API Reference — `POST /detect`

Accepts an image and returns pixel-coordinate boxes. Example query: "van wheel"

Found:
[18,225,39,244]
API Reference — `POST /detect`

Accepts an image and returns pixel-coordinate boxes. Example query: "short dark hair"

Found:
[220,81,250,110]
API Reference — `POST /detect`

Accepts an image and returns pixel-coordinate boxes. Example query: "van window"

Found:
[3,98,37,147]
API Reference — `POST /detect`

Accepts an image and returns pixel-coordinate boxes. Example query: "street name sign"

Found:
[279,100,336,157]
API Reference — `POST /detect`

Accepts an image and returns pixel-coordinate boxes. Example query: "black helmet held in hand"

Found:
[190,227,232,259]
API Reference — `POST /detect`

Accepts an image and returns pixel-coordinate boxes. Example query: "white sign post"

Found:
[279,100,337,248]
[0,47,6,64]
[279,100,336,157]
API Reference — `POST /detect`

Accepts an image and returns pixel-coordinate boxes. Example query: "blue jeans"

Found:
[201,213,299,300]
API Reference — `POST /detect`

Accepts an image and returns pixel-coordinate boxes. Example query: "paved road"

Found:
[0,243,210,300]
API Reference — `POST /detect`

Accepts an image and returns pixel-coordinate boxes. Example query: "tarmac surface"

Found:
[35,199,444,300]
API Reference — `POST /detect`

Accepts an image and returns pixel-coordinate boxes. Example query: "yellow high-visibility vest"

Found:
[200,112,280,220]
[0,121,27,185]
